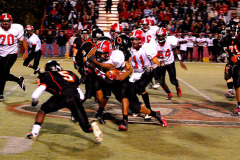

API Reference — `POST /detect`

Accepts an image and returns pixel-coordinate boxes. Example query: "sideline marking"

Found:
[177,77,214,102]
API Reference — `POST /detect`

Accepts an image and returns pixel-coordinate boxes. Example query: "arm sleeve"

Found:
[32,85,47,101]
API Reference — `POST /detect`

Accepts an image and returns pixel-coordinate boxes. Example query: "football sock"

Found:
[123,115,128,122]
[142,92,151,110]
[227,82,233,90]
[97,107,104,115]
[149,111,156,117]
[32,124,41,134]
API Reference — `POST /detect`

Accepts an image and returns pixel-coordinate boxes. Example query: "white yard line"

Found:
[177,77,215,103]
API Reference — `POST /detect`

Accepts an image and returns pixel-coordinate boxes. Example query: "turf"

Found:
[0,58,239,160]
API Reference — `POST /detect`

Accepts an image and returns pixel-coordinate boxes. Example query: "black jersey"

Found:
[223,35,240,64]
[79,41,96,58]
[37,70,80,96]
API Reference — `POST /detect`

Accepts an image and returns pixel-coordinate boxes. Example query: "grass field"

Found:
[0,58,240,160]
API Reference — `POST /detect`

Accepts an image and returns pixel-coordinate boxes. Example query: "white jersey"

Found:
[150,38,175,65]
[105,49,125,69]
[129,43,156,82]
[166,35,178,48]
[144,26,159,43]
[0,23,24,57]
[196,37,205,47]
[178,37,187,51]
[205,37,214,47]
[25,33,41,52]
[186,36,196,48]
[130,43,156,73]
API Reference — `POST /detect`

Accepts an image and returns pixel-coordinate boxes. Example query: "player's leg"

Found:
[159,66,173,100]
[32,50,42,74]
[231,66,240,116]
[224,64,235,98]
[167,62,181,97]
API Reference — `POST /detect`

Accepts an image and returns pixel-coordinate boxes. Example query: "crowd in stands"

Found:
[118,0,240,35]
[39,0,240,60]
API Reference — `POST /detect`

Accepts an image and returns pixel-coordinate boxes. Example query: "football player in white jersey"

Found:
[23,25,42,74]
[0,13,28,101]
[150,27,187,100]
[140,18,159,43]
[129,29,167,122]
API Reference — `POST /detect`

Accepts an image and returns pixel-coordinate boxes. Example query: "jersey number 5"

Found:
[58,71,74,82]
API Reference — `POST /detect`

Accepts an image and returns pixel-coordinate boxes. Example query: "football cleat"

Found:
[132,113,138,117]
[34,67,40,74]
[148,82,153,89]
[18,76,26,91]
[153,83,160,89]
[144,114,152,120]
[95,112,106,124]
[177,87,182,97]
[26,132,39,140]
[231,106,240,116]
[70,113,78,123]
[91,122,103,142]
[119,119,128,131]
[0,95,4,102]
[165,93,173,100]
[155,111,167,127]
[224,91,235,99]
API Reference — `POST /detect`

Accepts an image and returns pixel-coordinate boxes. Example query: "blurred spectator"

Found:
[57,31,67,58]
[44,30,54,58]
[120,7,130,20]
[106,0,112,13]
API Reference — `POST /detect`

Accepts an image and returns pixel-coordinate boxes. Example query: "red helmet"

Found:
[96,40,112,61]
[0,13,13,30]
[156,27,167,44]
[131,29,145,50]
[110,23,123,33]
[25,25,34,31]
[147,18,154,26]
[141,18,150,32]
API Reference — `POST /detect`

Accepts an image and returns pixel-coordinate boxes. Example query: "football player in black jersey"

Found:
[221,25,240,116]
[26,60,103,142]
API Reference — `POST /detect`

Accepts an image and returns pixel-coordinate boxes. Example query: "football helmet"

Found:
[92,28,104,44]
[110,23,123,39]
[156,27,167,44]
[45,60,63,71]
[81,29,90,41]
[0,13,13,30]
[114,34,132,52]
[25,25,34,38]
[141,18,150,32]
[131,29,144,50]
[230,25,237,39]
[96,40,112,62]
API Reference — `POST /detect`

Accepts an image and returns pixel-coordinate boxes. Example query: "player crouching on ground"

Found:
[26,60,103,142]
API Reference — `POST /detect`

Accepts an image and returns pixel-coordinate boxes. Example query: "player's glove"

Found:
[143,65,152,72]
[32,100,38,107]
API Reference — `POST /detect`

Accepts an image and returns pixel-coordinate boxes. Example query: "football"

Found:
[105,69,120,80]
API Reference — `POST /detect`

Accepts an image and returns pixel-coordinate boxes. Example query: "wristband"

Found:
[177,54,182,61]
[25,51,28,54]
[88,55,96,62]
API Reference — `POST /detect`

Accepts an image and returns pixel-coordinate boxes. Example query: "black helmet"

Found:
[45,60,62,71]
[114,34,132,52]
[92,28,104,38]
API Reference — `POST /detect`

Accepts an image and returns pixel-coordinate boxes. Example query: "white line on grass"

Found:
[177,77,215,102]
